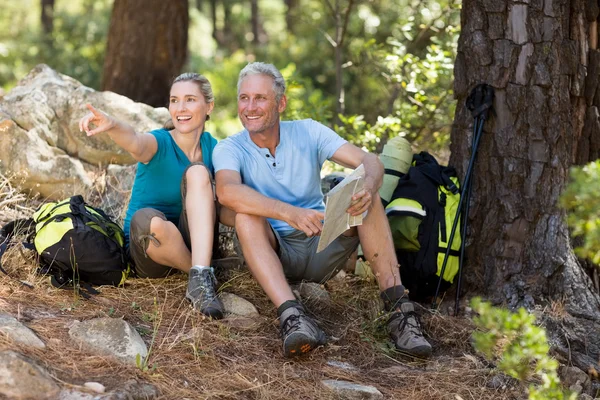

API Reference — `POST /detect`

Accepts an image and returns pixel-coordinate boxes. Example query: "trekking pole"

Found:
[432,84,494,312]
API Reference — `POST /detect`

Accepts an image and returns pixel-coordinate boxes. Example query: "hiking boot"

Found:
[387,302,432,358]
[279,306,327,357]
[186,266,224,319]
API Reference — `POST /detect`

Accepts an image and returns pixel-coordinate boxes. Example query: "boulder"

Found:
[68,318,148,365]
[0,64,168,200]
[0,350,60,400]
[0,313,45,349]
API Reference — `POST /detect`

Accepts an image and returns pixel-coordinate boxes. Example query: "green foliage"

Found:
[0,0,111,91]
[560,160,600,263]
[471,298,575,400]
[2,0,459,153]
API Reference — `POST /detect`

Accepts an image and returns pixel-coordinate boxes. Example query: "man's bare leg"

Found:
[356,193,402,291]
[234,213,295,307]
[356,193,432,358]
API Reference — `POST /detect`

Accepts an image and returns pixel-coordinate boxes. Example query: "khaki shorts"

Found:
[273,228,360,283]
[128,162,215,278]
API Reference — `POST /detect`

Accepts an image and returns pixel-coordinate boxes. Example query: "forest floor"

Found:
[0,179,529,400]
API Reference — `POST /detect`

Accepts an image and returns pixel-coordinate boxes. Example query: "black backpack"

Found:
[0,195,130,294]
[383,152,462,301]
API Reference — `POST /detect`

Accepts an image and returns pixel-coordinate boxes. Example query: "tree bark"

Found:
[452,0,600,371]
[102,0,189,107]
[41,0,55,37]
[284,0,299,34]
[251,0,259,44]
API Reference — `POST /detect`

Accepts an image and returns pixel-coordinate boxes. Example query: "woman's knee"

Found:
[184,163,211,187]
[149,215,178,238]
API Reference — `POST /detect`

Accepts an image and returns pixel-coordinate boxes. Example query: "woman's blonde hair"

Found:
[164,72,214,130]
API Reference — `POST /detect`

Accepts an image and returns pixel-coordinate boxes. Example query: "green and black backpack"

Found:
[383,152,462,301]
[0,195,130,293]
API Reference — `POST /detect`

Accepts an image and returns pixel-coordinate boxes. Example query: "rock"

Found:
[84,382,106,393]
[68,318,148,365]
[296,282,330,303]
[322,380,383,400]
[221,292,259,317]
[0,313,45,349]
[58,389,98,400]
[559,366,590,394]
[109,379,159,400]
[327,360,358,372]
[0,350,60,399]
[0,64,169,200]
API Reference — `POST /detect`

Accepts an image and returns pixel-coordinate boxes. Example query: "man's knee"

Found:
[234,213,264,237]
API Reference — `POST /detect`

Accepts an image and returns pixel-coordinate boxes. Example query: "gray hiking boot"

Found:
[186,266,224,319]
[387,302,432,358]
[279,306,327,357]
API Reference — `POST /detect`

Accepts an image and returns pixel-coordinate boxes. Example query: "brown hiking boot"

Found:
[388,302,432,358]
[279,306,327,357]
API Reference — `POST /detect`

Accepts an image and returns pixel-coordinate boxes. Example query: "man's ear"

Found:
[278,95,287,113]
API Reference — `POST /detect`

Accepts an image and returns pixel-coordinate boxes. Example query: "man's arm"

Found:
[330,142,384,216]
[216,169,325,236]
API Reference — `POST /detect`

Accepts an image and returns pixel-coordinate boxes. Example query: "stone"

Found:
[58,390,98,400]
[322,380,383,400]
[68,318,148,365]
[0,313,45,349]
[84,382,106,393]
[327,360,358,371]
[559,366,590,394]
[0,350,60,400]
[297,282,330,303]
[221,292,259,317]
[0,64,169,200]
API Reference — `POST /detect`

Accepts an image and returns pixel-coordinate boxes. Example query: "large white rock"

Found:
[0,350,60,400]
[0,64,168,200]
[0,313,45,349]
[68,317,148,365]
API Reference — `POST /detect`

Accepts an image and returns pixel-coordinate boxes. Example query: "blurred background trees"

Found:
[0,0,460,152]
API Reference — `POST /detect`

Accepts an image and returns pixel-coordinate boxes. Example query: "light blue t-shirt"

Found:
[213,119,346,235]
[123,128,218,242]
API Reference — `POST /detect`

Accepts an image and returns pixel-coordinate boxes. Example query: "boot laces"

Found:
[391,309,423,336]
[193,267,218,300]
[281,313,302,337]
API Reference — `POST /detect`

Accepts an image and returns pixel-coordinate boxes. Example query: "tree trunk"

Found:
[251,0,259,44]
[452,0,600,371]
[41,0,55,37]
[102,0,189,107]
[284,0,299,34]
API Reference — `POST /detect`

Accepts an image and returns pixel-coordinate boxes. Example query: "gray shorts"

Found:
[128,162,215,278]
[273,228,360,283]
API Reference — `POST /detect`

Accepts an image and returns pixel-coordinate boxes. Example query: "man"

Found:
[214,62,432,358]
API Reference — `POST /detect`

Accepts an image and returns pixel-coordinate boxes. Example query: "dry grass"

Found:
[0,175,528,400]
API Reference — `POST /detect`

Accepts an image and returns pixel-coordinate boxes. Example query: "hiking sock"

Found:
[381,285,409,311]
[191,265,210,272]
[277,299,303,318]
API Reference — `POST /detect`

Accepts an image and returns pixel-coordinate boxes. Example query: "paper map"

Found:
[317,164,365,253]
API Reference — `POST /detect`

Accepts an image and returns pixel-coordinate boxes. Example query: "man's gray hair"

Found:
[237,62,286,102]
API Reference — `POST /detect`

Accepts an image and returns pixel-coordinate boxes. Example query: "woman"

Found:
[79,73,223,319]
